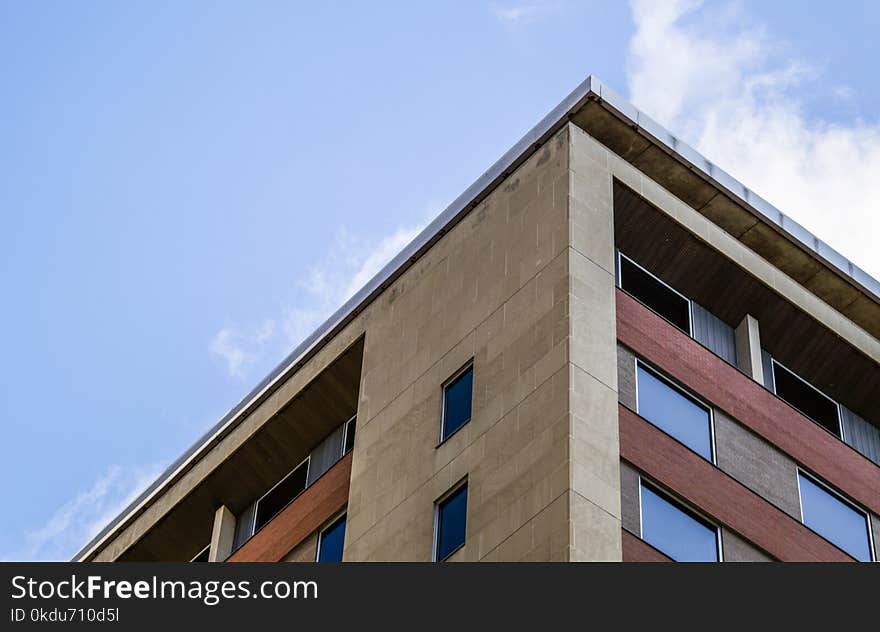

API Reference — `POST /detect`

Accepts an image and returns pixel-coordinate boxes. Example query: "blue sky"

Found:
[1,1,878,560]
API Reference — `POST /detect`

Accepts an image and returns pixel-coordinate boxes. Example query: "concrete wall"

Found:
[343,123,622,561]
[567,125,622,561]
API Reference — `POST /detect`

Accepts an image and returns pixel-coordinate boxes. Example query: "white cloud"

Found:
[491,2,561,24]
[3,463,163,561]
[210,221,427,379]
[627,0,880,278]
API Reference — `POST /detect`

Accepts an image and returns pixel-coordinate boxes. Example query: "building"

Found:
[73,77,880,563]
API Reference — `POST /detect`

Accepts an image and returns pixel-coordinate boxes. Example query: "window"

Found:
[618,253,691,334]
[343,417,356,455]
[190,544,210,563]
[636,361,713,461]
[317,514,347,562]
[772,360,841,437]
[440,364,473,442]
[435,483,468,561]
[253,457,310,533]
[798,471,873,562]
[640,481,720,562]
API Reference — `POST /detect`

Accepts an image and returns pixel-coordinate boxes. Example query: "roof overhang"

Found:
[73,75,880,561]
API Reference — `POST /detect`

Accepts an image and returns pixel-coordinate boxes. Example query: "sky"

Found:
[1,1,878,561]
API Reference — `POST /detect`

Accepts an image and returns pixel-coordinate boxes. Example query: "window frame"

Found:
[189,543,211,563]
[252,455,311,535]
[315,511,348,562]
[439,361,474,445]
[770,358,843,439]
[638,476,723,562]
[634,357,717,464]
[617,251,694,336]
[433,478,469,562]
[795,468,875,562]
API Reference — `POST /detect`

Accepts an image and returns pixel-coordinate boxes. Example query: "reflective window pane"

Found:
[317,515,347,562]
[637,365,713,460]
[442,367,473,441]
[436,485,467,561]
[619,255,691,333]
[799,473,872,562]
[641,484,719,562]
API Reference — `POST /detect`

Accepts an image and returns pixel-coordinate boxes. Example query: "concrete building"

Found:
[74,77,880,563]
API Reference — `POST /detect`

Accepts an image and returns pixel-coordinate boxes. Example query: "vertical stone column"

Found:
[735,314,764,384]
[567,124,622,561]
[209,505,236,562]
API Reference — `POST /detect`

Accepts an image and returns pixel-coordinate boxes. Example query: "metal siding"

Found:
[233,503,256,551]
[841,406,880,466]
[306,426,345,486]
[691,301,737,365]
[761,350,775,391]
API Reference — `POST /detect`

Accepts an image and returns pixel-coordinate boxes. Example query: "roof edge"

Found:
[72,75,879,561]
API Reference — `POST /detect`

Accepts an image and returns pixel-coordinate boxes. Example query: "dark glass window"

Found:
[619,254,691,333]
[254,458,309,532]
[772,361,840,436]
[637,363,713,461]
[317,515,347,562]
[436,484,468,561]
[441,366,473,442]
[190,545,210,563]
[343,418,356,455]
[798,473,872,562]
[641,483,719,562]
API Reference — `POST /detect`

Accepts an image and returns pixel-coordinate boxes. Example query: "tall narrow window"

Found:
[798,472,873,562]
[441,364,473,442]
[435,483,468,561]
[254,457,310,533]
[618,253,691,334]
[640,482,720,562]
[636,362,713,461]
[317,514,347,562]
[343,417,356,455]
[772,360,841,437]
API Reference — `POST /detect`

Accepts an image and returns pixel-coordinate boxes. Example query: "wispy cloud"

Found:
[627,0,880,278]
[491,1,562,25]
[3,463,163,561]
[210,221,428,379]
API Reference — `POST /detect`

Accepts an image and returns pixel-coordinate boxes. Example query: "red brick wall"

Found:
[617,290,880,517]
[622,529,672,562]
[620,406,852,561]
[229,452,352,562]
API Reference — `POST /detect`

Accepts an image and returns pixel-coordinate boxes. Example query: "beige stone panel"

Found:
[570,366,621,520]
[569,491,623,562]
[569,124,615,275]
[208,505,236,562]
[480,490,570,562]
[346,126,574,561]
[569,249,618,391]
